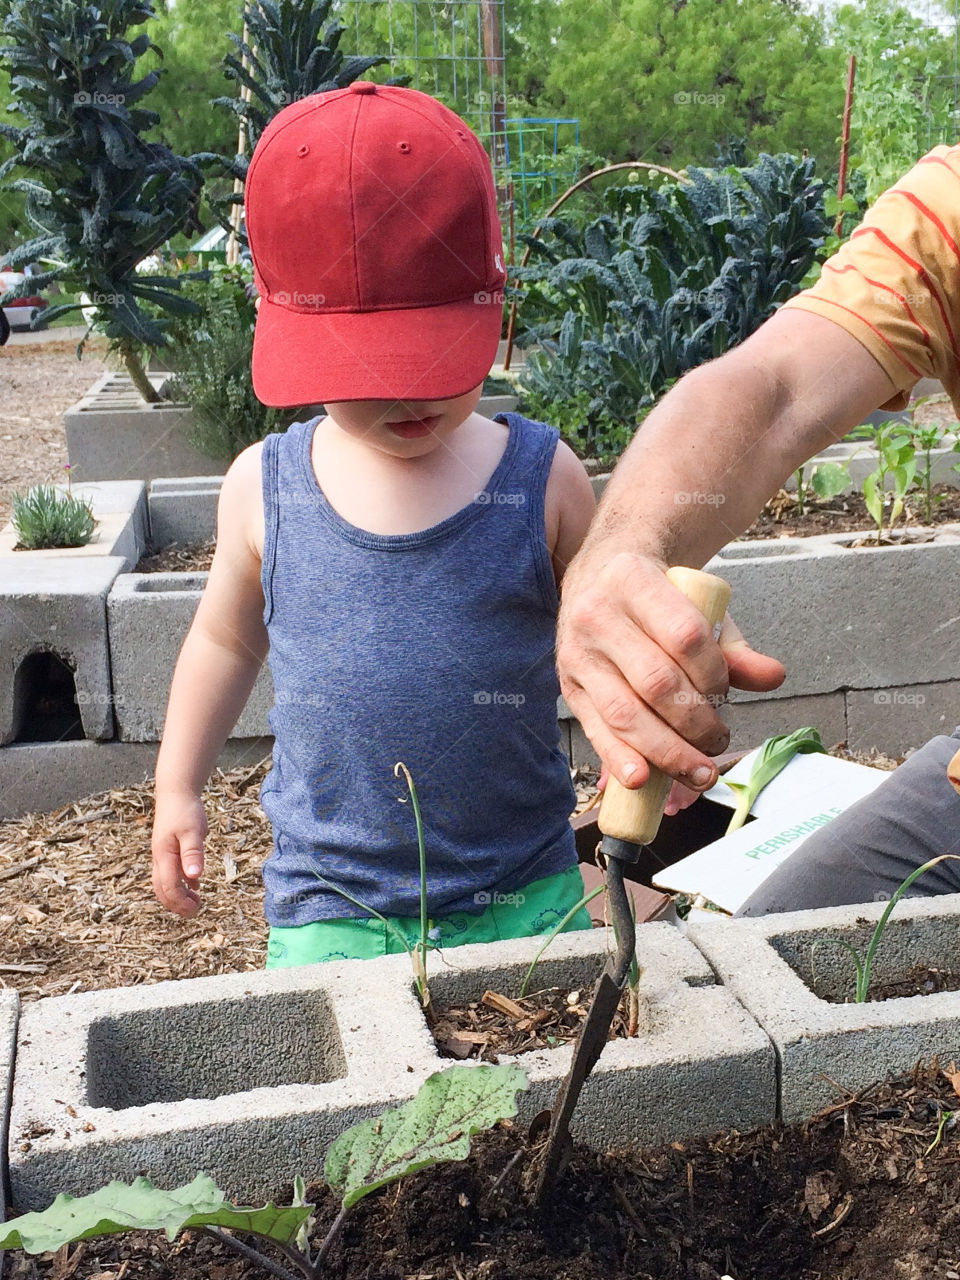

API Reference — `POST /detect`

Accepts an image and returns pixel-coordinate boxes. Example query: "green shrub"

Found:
[165,262,288,460]
[12,485,96,549]
[513,153,829,460]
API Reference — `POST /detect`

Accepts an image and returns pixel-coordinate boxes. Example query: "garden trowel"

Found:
[534,566,732,1205]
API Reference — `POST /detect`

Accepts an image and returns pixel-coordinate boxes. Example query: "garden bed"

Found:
[744,483,960,540]
[7,1067,960,1280]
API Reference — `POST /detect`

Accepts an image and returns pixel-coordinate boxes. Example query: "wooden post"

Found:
[226,19,252,267]
[835,54,857,239]
[480,1,507,204]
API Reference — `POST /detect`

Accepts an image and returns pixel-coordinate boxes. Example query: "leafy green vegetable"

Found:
[0,1174,311,1255]
[325,1065,528,1211]
[724,728,827,834]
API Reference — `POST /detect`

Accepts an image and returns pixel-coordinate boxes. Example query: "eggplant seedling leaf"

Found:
[325,1065,528,1210]
[0,1174,312,1255]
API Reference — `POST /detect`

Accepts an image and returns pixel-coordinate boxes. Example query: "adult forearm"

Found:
[154,629,265,796]
[584,357,826,571]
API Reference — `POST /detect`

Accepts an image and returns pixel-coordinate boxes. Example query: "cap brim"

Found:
[251,292,503,407]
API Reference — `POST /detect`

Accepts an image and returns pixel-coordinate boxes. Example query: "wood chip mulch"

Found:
[431,982,633,1061]
[134,541,216,574]
[0,758,274,1003]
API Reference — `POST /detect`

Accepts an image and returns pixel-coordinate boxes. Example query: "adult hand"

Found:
[558,551,785,792]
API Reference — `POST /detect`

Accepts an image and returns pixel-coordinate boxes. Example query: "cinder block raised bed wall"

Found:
[10,895,960,1212]
[566,473,960,764]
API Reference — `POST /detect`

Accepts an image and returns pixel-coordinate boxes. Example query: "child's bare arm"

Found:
[152,444,268,917]
[544,441,596,585]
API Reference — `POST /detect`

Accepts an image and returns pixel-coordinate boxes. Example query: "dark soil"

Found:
[743,483,960,540]
[10,1068,960,1280]
[868,966,960,1002]
[430,983,633,1061]
[135,541,215,573]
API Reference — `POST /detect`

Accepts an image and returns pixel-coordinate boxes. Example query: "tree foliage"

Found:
[0,0,203,396]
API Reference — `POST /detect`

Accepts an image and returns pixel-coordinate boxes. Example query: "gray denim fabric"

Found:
[736,729,960,916]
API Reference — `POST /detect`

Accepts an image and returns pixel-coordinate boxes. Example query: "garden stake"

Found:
[534,567,731,1205]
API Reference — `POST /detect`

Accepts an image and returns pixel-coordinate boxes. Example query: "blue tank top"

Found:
[258,412,578,926]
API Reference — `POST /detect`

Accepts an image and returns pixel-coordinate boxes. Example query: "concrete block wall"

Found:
[689,894,960,1121]
[7,924,774,1209]
[64,373,227,483]
[1,991,19,1235]
[147,477,221,548]
[108,573,274,741]
[559,522,960,760]
[0,557,129,745]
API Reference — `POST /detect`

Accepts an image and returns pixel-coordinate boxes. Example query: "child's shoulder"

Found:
[219,441,266,556]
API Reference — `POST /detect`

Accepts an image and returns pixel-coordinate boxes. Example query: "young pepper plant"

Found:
[0,1065,529,1280]
[850,421,917,544]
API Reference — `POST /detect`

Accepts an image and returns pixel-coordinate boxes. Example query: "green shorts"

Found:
[265,864,592,968]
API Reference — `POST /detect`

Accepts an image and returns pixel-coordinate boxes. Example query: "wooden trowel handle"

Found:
[597,566,733,847]
[948,747,960,796]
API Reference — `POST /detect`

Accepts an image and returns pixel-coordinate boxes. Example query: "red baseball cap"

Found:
[245,82,507,406]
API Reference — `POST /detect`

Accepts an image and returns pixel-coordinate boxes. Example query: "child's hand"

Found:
[152,791,208,918]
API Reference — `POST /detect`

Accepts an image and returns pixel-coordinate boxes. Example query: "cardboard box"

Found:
[652,750,888,914]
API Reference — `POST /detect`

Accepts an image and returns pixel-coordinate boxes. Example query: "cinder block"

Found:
[1,991,19,1233]
[0,557,127,743]
[64,373,227,482]
[147,477,221,549]
[689,894,960,1121]
[707,527,960,699]
[107,573,274,741]
[413,925,775,1150]
[0,480,147,569]
[722,692,847,750]
[846,680,960,754]
[9,964,437,1210]
[0,736,273,820]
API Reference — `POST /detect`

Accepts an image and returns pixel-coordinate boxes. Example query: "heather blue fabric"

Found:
[258,412,577,927]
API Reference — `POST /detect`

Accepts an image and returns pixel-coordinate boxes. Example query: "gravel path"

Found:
[0,335,108,528]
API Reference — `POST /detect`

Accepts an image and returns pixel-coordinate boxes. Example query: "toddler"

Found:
[151,82,597,966]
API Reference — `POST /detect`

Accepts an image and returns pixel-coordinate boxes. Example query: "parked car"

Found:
[0,267,47,330]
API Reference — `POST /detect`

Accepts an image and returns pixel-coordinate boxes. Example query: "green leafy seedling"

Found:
[0,1173,311,1255]
[318,1064,529,1264]
[0,1066,529,1280]
[724,727,827,834]
[812,854,960,1003]
[851,421,917,544]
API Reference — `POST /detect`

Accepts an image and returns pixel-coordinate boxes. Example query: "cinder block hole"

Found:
[770,913,960,1003]
[715,542,805,560]
[425,951,668,1051]
[11,651,84,743]
[130,574,208,593]
[85,990,346,1108]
